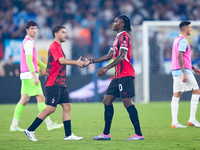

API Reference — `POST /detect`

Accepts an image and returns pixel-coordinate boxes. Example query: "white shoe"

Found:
[24,129,38,141]
[64,133,83,140]
[171,123,187,128]
[188,120,200,127]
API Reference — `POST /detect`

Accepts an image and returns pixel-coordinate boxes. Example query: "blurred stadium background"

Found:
[1,0,200,103]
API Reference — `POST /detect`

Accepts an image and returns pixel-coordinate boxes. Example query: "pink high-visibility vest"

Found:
[20,37,38,73]
[171,36,191,71]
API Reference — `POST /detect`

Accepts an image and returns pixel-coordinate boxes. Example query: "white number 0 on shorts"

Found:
[119,84,123,91]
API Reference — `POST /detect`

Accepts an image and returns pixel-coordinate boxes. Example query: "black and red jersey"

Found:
[111,31,135,79]
[45,41,66,87]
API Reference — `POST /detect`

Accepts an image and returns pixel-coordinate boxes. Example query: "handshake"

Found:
[75,56,108,76]
[76,56,91,69]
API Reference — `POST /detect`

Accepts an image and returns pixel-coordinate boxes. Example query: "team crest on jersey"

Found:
[51,97,55,103]
[182,43,186,48]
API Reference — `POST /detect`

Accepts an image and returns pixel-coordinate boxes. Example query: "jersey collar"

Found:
[53,40,61,46]
[25,35,34,42]
[117,31,126,36]
[179,34,184,37]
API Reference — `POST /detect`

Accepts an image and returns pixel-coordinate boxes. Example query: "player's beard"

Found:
[59,37,66,43]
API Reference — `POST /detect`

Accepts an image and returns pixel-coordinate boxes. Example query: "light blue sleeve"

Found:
[178,38,188,52]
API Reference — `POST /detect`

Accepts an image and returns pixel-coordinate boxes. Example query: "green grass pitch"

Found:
[0,102,200,150]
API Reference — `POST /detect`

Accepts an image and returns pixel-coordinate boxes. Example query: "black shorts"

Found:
[45,86,70,107]
[106,76,135,98]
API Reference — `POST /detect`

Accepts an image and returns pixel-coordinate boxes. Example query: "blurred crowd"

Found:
[1,0,200,76]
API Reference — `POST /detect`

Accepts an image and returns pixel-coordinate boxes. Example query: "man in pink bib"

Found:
[171,21,200,128]
[10,20,62,131]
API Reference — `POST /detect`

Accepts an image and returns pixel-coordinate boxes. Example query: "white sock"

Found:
[189,94,200,122]
[171,96,180,125]
[45,118,52,126]
[11,118,19,126]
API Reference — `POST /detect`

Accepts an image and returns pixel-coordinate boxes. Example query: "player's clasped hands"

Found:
[78,57,90,69]
[76,56,91,68]
[76,56,85,68]
[77,57,108,76]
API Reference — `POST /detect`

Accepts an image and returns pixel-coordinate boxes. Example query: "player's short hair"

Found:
[179,21,191,30]
[25,20,37,29]
[52,26,65,38]
[118,15,132,32]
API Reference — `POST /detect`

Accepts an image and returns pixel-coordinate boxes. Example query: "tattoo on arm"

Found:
[178,52,185,73]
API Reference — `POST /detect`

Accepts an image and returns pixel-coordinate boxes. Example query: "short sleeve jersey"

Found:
[45,41,66,87]
[111,31,135,79]
[178,38,188,52]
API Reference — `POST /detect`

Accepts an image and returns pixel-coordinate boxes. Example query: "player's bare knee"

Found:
[49,107,56,114]
[36,94,45,103]
[45,106,56,114]
[66,103,71,109]
[122,99,133,108]
[103,100,107,105]
[123,102,131,108]
[68,103,72,107]
[192,89,200,95]
[62,103,71,113]
[23,99,29,105]
[103,99,111,106]
[19,97,30,105]
[41,96,45,102]
[173,92,181,98]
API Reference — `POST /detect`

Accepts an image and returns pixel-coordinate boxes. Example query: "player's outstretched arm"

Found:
[81,49,113,69]
[192,66,200,75]
[59,56,84,67]
[93,49,113,63]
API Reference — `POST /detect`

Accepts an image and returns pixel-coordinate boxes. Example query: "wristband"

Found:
[90,59,94,64]
[192,66,194,70]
